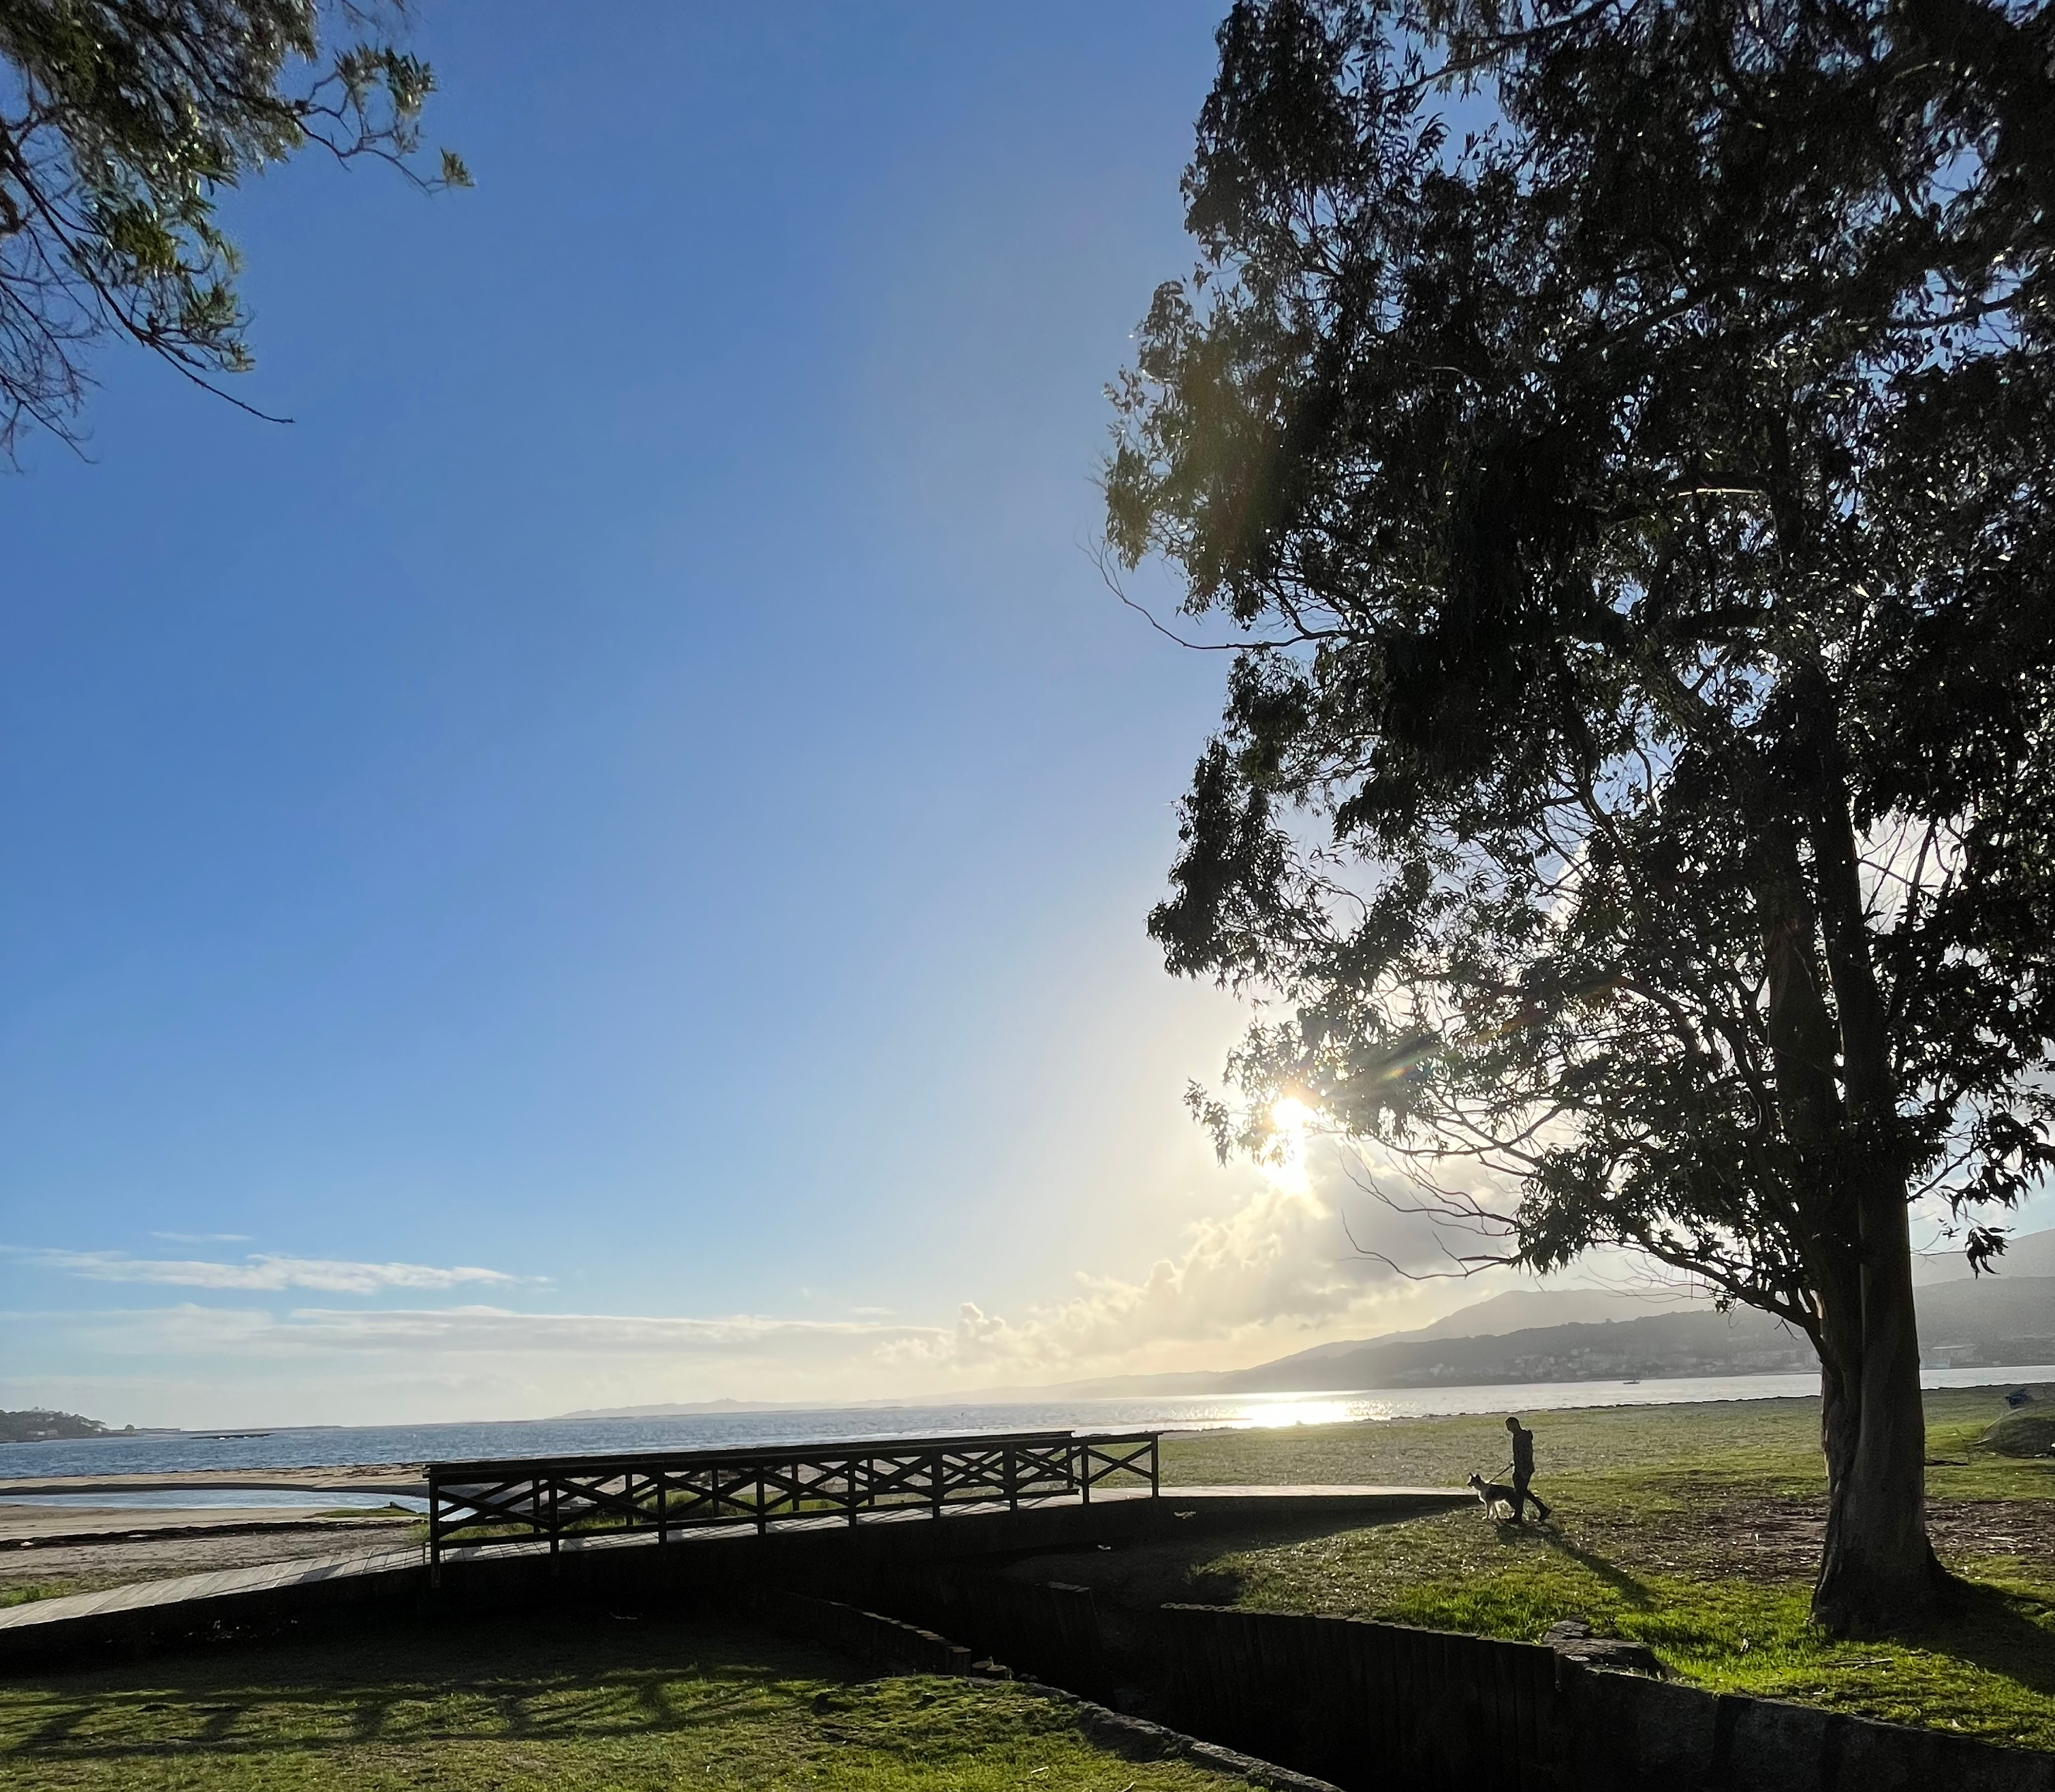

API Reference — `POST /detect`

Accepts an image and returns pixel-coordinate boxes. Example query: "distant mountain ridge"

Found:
[554,1229,2054,1419]
[1210,1277,2055,1393]
[1223,1305,1813,1392]
[1913,1227,2055,1283]
[1215,1236,2055,1394]
[1249,1286,1716,1377]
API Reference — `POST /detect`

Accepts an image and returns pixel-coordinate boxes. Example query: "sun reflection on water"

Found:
[1229,1397,1383,1429]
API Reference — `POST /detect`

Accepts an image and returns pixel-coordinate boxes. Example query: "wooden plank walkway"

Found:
[0,1539,424,1632]
[0,1484,1464,1644]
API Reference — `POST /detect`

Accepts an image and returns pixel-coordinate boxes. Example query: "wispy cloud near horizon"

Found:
[0,1140,1562,1426]
[4,1246,534,1295]
[0,1144,1489,1424]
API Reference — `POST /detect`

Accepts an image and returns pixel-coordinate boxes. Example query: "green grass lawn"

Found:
[1141,1384,2055,1750]
[5,1389,2049,1770]
[0,1614,1229,1792]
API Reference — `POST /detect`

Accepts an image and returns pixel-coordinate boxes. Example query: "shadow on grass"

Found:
[1531,1526,1657,1608]
[1923,1576,2055,1699]
[0,1614,830,1767]
[990,1511,1408,1613]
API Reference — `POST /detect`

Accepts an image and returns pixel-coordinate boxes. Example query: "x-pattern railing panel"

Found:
[427,1428,1161,1569]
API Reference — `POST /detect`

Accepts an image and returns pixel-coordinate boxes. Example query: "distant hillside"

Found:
[1913,1227,2055,1283]
[1235,1231,2052,1391]
[1913,1275,2055,1367]
[1220,1306,1813,1392]
[1219,1274,2055,1393]
[1409,1287,1719,1339]
[1253,1287,1714,1377]
[0,1409,127,1444]
[559,1233,2054,1420]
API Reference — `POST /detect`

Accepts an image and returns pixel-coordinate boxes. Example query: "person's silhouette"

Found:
[1504,1415,1550,1522]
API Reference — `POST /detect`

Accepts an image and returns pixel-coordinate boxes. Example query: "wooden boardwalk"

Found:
[426,1428,1165,1567]
[0,1539,424,1635]
[0,1484,1464,1654]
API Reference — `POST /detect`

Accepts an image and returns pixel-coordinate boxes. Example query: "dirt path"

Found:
[1613,1492,2055,1581]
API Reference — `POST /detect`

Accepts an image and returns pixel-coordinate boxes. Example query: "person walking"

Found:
[1505,1415,1550,1522]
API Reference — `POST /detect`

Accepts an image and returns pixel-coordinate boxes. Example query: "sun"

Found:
[1269,1095,1315,1137]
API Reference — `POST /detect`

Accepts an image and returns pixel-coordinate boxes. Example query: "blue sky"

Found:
[3,3,2043,1428]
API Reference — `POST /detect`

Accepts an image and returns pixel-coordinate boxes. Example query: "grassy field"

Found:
[1132,1383,2055,1749]
[4,1387,2048,1768]
[0,1614,1229,1792]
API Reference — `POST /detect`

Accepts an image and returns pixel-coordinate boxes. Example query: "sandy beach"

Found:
[0,1466,428,1598]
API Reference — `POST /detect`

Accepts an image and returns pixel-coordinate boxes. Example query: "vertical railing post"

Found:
[1005,1444,1020,1511]
[930,1448,944,1518]
[1080,1439,1093,1504]
[658,1470,670,1545]
[428,1468,442,1586]
[756,1470,768,1535]
[847,1456,861,1526]
[548,1476,561,1574]
[1150,1434,1160,1498]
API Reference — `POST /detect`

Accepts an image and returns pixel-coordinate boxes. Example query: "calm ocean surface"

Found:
[5,1364,2046,1496]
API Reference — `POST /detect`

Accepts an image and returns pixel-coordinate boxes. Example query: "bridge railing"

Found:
[426,1428,1161,1571]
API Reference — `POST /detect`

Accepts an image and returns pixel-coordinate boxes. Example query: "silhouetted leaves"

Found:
[0,0,468,458]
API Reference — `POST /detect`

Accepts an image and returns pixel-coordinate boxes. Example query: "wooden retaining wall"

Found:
[1142,1602,2055,1792]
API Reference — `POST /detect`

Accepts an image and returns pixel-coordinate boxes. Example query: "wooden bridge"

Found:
[426,1428,1162,1573]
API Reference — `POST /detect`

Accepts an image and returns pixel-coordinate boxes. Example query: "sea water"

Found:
[2,1364,2045,1496]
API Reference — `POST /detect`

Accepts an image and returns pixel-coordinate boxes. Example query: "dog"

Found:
[1467,1471,1520,1520]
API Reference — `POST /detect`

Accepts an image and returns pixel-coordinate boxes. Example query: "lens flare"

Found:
[1270,1095,1315,1135]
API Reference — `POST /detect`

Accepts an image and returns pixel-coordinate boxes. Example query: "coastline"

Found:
[2,1362,2045,1494]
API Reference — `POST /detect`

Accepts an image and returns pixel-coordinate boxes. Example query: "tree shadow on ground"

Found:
[1919,1576,2055,1698]
[989,1512,1398,1612]
[0,1614,835,1768]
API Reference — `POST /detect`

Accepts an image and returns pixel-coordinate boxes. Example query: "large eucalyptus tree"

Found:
[1107,0,2055,1635]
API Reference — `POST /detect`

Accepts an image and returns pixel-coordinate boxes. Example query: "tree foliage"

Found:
[0,0,466,456]
[1108,0,2055,1632]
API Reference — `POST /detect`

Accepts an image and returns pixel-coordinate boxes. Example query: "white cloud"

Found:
[0,1300,956,1423]
[4,1246,532,1295]
[0,1135,1591,1425]
[10,1302,936,1362]
[877,1132,1488,1381]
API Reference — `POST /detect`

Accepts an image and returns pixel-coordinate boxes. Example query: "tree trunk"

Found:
[1793,664,1947,1635]
[1810,1179,1945,1635]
